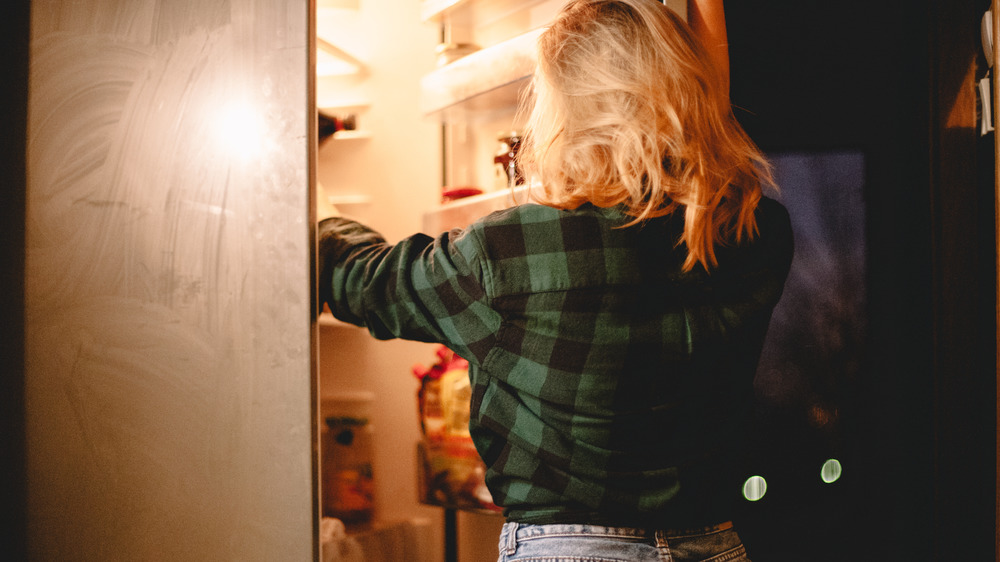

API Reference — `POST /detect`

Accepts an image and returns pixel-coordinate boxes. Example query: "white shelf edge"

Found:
[318,312,360,328]
[420,27,542,117]
[422,186,530,232]
[420,0,468,22]
[316,0,360,9]
[319,100,371,112]
[328,194,372,205]
[420,0,552,24]
[441,185,528,209]
[316,37,367,75]
[330,130,372,141]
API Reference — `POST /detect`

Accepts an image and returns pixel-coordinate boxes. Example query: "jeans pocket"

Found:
[666,528,750,562]
[497,523,658,562]
[702,543,750,562]
[496,523,751,562]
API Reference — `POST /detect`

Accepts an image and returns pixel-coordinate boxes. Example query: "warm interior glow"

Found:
[316,38,365,77]
[316,49,363,76]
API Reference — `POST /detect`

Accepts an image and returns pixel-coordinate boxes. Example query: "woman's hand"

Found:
[687,0,730,97]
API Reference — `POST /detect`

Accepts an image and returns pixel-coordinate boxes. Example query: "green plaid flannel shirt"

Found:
[318,197,793,527]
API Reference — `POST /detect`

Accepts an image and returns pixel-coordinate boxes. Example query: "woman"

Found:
[318,1,792,560]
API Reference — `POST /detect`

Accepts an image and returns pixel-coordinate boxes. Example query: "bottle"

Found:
[493,132,524,190]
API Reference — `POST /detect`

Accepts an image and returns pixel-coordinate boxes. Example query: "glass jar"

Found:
[321,394,375,526]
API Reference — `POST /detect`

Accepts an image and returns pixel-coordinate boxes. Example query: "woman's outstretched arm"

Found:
[687,0,730,97]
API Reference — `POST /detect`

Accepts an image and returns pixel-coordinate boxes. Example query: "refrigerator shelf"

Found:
[420,28,542,121]
[423,186,528,233]
[421,0,551,25]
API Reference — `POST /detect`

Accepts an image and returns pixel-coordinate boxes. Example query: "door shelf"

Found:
[319,100,370,111]
[329,130,371,141]
[316,38,366,77]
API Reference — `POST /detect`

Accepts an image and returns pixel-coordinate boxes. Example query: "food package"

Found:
[412,346,500,513]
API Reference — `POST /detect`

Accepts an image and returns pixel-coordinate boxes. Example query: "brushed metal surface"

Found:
[25,1,314,559]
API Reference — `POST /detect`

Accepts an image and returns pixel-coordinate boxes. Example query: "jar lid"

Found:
[321,392,374,419]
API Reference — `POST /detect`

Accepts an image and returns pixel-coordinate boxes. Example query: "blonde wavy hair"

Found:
[518,0,773,271]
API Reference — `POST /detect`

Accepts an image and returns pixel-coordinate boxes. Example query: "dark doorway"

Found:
[727,1,996,560]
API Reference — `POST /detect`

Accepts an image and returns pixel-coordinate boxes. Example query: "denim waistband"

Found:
[501,521,735,555]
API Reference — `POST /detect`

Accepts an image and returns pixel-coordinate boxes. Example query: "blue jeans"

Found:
[496,521,750,562]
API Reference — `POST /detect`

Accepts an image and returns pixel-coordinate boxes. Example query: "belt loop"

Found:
[654,529,673,561]
[504,522,519,555]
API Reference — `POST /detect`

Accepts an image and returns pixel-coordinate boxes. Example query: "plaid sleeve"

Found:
[318,217,500,364]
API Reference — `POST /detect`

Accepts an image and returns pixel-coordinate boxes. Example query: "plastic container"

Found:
[321,392,375,526]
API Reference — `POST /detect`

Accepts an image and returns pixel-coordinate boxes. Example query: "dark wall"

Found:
[927,0,998,559]
[1,1,29,561]
[727,0,996,560]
